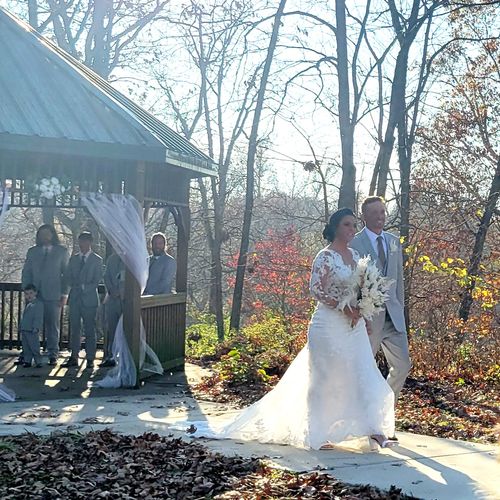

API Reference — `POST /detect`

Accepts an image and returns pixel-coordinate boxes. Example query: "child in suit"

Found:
[20,284,44,367]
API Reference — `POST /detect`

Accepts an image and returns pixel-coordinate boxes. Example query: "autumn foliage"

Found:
[228,227,314,329]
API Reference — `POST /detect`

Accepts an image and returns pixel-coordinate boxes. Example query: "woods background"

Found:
[0,0,498,396]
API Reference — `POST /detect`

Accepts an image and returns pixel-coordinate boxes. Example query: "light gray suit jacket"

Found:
[22,245,69,301]
[143,253,176,295]
[350,227,406,333]
[20,298,44,333]
[66,252,103,308]
[104,253,125,300]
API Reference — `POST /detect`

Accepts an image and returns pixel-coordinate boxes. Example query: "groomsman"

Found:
[101,252,125,367]
[21,224,69,365]
[350,197,411,412]
[143,233,176,295]
[63,232,103,369]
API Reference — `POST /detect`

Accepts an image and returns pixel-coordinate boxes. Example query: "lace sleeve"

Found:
[350,248,360,263]
[310,250,340,307]
[310,249,357,309]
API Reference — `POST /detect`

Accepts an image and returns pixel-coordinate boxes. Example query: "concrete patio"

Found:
[0,355,499,499]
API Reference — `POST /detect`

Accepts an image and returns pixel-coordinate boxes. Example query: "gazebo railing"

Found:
[0,282,103,350]
[0,282,23,349]
[140,293,186,373]
[0,283,186,373]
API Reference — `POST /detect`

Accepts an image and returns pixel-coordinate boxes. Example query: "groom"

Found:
[350,196,411,407]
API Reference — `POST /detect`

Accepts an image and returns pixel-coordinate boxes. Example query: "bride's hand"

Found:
[344,306,361,328]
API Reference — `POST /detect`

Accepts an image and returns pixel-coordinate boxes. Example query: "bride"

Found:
[182,208,395,450]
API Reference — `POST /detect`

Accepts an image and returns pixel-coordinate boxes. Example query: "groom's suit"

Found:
[350,227,411,401]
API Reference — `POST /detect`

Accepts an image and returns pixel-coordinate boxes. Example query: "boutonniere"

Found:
[389,239,398,253]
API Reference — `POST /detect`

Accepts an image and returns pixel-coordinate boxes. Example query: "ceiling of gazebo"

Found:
[0,7,215,177]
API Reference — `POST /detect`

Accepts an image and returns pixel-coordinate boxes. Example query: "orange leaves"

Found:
[228,227,313,323]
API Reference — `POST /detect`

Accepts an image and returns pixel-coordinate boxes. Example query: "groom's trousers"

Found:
[369,312,411,402]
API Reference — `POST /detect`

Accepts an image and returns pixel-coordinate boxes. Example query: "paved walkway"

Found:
[0,362,499,499]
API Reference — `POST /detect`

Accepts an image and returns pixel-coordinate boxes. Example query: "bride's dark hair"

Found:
[322,208,355,242]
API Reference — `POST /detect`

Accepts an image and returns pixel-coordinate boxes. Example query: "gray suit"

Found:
[21,244,69,358]
[103,253,125,360]
[20,298,44,365]
[66,251,103,361]
[350,227,411,401]
[143,253,176,295]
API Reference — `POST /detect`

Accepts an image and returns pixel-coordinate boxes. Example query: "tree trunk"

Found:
[210,178,226,341]
[85,0,112,78]
[335,0,355,210]
[28,0,38,28]
[230,0,287,331]
[375,42,410,197]
[42,206,54,226]
[397,120,412,329]
[459,158,500,321]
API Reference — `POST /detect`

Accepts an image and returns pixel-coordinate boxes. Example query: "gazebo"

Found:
[0,8,216,381]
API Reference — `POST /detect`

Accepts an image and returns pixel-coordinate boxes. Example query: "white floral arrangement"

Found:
[34,177,67,200]
[339,256,393,320]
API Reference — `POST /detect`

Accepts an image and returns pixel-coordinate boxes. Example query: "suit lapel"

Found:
[360,228,379,266]
[384,233,397,279]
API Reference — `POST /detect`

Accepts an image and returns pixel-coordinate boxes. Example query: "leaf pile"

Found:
[0,430,420,499]
[396,377,499,444]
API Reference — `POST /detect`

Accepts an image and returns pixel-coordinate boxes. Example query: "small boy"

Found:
[20,284,44,368]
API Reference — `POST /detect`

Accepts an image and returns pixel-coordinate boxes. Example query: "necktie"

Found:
[80,255,86,270]
[377,235,386,270]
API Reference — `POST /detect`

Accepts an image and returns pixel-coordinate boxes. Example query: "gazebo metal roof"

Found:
[0,7,215,176]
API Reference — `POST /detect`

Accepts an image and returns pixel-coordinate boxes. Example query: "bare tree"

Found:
[417,7,500,320]
[9,0,168,78]
[147,0,266,340]
[229,0,288,331]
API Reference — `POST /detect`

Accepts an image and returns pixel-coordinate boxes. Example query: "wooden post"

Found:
[175,179,190,294]
[122,161,145,386]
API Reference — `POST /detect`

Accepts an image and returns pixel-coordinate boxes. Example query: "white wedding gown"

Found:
[181,248,395,450]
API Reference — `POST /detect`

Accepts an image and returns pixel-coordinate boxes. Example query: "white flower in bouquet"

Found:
[35,177,66,200]
[354,256,393,320]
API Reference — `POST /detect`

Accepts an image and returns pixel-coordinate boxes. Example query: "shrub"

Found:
[185,314,220,361]
[186,313,308,387]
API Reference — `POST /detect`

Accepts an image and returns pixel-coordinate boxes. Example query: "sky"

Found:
[0,0,472,204]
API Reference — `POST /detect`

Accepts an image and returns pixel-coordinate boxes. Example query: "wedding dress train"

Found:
[180,249,395,450]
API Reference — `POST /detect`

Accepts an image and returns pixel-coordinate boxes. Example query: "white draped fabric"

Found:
[81,193,163,388]
[0,184,15,402]
[0,384,15,403]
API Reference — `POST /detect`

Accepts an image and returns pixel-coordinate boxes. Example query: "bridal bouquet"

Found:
[339,256,393,320]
